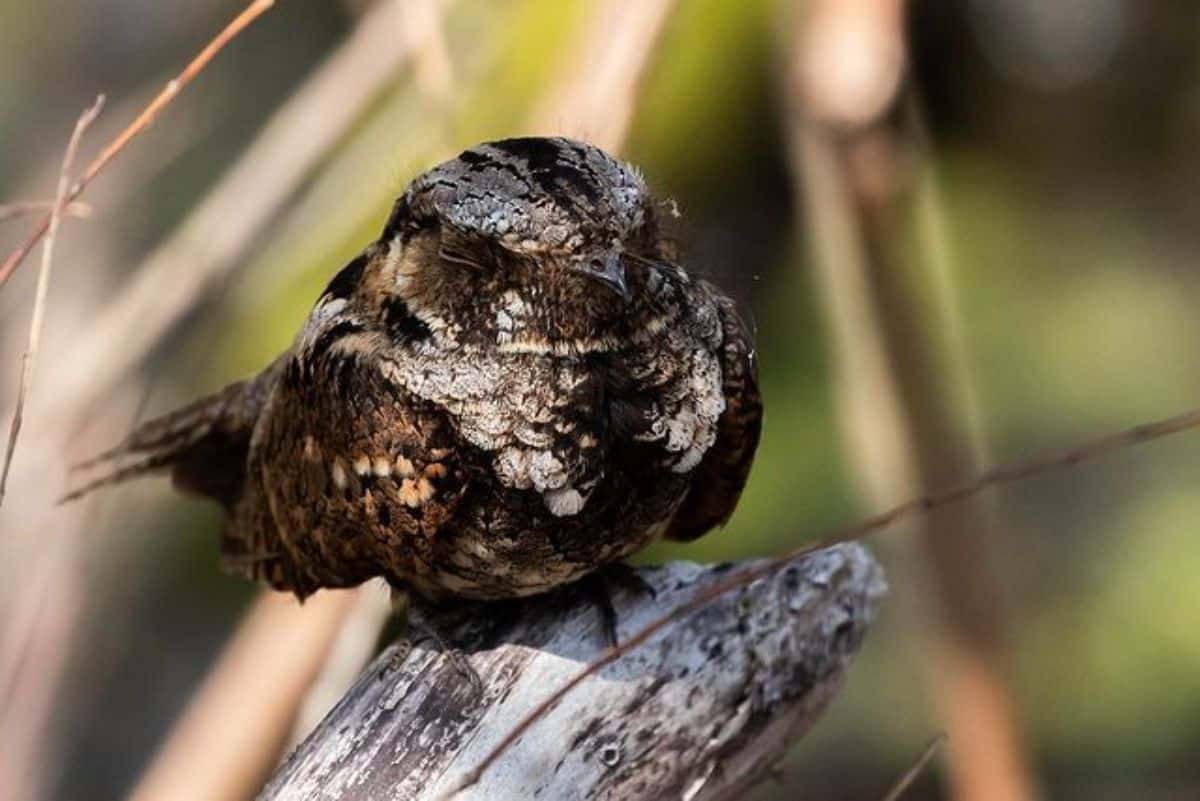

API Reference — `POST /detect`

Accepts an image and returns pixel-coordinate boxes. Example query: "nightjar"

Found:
[71,137,762,603]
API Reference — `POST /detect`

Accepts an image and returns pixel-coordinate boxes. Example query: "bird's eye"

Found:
[588,257,607,273]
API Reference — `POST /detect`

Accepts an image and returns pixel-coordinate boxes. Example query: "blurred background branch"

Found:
[529,0,676,149]
[126,591,362,801]
[787,2,1038,800]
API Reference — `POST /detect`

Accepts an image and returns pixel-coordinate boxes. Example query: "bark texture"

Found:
[260,544,885,801]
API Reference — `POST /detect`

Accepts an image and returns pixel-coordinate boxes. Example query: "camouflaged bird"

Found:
[70,137,762,603]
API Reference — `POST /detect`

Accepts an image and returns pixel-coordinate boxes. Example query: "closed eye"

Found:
[621,250,674,272]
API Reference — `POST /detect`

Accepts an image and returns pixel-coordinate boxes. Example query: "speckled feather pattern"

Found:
[402,137,648,255]
[73,138,763,602]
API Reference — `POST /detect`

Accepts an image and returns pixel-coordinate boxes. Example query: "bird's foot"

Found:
[580,563,658,649]
[389,589,484,699]
[406,617,485,700]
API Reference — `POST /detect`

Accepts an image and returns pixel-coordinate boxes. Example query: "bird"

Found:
[68,137,762,609]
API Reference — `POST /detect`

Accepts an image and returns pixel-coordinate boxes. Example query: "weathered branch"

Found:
[260,544,885,801]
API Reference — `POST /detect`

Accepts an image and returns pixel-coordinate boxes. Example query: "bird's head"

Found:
[355,137,686,354]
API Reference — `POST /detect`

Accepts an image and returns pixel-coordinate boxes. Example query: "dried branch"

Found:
[0,96,104,506]
[0,528,83,801]
[447,403,1200,793]
[0,0,277,288]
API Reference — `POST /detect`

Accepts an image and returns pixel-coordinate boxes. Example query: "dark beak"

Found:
[576,252,629,300]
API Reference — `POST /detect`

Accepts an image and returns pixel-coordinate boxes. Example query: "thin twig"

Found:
[880,734,946,801]
[443,404,1200,797]
[0,97,102,792]
[0,96,105,506]
[0,0,276,288]
[0,201,92,222]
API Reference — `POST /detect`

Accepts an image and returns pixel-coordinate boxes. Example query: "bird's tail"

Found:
[63,368,276,506]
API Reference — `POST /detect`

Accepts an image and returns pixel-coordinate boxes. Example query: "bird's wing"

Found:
[63,356,287,507]
[664,293,762,542]
[239,331,473,598]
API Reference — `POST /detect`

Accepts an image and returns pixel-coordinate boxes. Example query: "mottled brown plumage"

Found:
[70,137,762,602]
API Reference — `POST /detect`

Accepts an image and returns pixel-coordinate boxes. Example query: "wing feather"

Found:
[665,294,762,541]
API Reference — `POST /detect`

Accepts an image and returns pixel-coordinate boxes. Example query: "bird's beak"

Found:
[574,252,629,301]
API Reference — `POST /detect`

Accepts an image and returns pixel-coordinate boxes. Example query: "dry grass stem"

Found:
[0,533,82,801]
[445,403,1200,795]
[0,0,277,288]
[0,96,104,506]
[880,734,947,801]
[0,201,92,222]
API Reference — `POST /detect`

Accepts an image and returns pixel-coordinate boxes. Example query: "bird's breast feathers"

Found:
[376,321,725,518]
